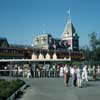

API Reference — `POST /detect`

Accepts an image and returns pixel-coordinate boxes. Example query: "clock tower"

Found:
[61,11,79,51]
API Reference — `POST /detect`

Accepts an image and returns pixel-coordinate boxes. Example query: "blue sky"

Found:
[0,0,100,46]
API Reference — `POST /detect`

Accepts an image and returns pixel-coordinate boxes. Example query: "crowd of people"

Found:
[63,64,100,88]
[3,63,100,88]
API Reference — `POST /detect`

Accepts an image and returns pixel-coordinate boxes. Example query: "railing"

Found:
[0,69,60,78]
[0,68,100,78]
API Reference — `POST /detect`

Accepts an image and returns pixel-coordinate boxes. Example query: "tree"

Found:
[80,32,100,61]
[80,45,90,61]
[89,32,97,51]
[88,32,100,61]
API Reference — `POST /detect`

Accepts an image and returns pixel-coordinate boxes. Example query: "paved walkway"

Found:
[16,78,100,100]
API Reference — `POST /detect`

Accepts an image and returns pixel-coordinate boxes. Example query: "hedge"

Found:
[0,79,25,100]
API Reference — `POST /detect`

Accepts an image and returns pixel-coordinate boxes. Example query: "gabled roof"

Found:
[0,37,9,47]
[62,20,76,39]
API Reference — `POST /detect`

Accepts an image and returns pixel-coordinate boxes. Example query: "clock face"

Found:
[64,32,69,37]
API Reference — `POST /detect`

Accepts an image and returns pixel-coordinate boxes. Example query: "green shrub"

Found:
[0,79,25,100]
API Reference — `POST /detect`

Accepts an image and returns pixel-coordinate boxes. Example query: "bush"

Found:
[0,79,25,100]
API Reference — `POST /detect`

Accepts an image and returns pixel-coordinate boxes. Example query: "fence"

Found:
[0,69,60,78]
[0,67,100,78]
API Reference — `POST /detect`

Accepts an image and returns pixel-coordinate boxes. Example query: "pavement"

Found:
[1,77,100,100]
[18,78,100,100]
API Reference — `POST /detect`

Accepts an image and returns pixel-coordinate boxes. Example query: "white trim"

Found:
[62,37,72,40]
[0,58,71,62]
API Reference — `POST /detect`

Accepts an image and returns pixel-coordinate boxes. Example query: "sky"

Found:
[0,0,100,46]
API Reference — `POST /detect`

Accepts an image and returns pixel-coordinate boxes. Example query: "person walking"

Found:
[92,65,96,80]
[70,66,75,87]
[59,65,64,77]
[73,66,77,87]
[27,70,31,78]
[63,64,69,86]
[82,65,88,81]
[77,66,82,88]
[88,65,91,76]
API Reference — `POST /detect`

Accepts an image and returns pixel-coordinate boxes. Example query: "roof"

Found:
[62,20,76,39]
[0,37,9,47]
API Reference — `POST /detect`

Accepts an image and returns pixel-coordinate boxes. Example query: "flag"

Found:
[67,9,70,14]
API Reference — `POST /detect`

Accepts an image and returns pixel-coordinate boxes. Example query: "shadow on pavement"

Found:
[82,83,98,88]
[15,85,30,100]
[15,91,25,100]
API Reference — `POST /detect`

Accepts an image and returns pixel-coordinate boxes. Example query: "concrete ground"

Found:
[0,77,100,100]
[18,78,100,100]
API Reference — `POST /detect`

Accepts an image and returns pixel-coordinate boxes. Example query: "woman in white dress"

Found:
[77,66,82,88]
[59,66,64,77]
[82,65,88,81]
[27,70,31,78]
